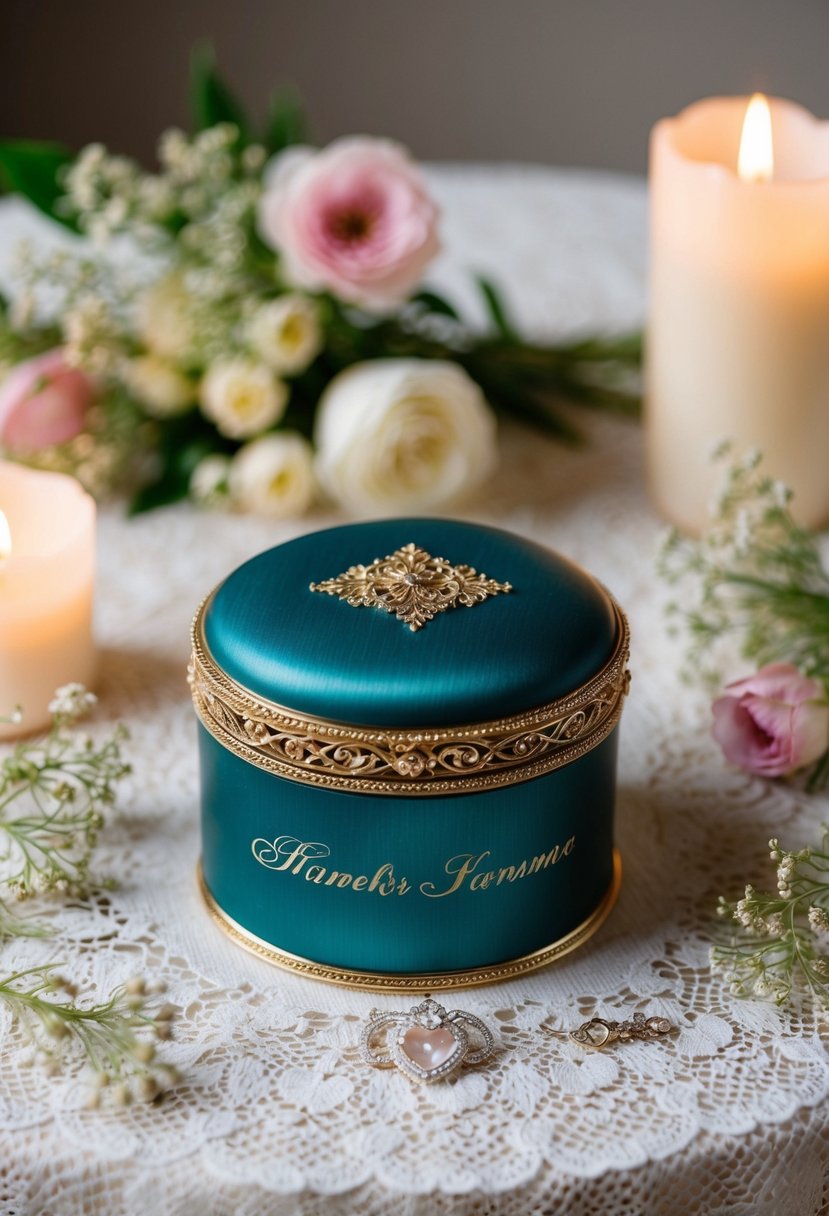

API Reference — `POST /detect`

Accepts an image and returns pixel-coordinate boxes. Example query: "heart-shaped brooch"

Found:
[361,998,495,1084]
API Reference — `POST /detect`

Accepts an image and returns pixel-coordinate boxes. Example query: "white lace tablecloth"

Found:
[1,169,828,1216]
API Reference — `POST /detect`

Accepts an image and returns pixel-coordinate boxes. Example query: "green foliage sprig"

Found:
[714,833,829,1007]
[0,685,129,898]
[659,446,829,679]
[5,966,179,1104]
[0,688,180,1100]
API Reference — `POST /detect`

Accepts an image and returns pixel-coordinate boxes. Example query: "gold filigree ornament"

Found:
[309,542,512,631]
[189,592,630,796]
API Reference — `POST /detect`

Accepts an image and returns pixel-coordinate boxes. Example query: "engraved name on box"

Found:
[250,833,576,897]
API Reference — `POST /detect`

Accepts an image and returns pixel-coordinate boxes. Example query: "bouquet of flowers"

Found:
[0,50,640,518]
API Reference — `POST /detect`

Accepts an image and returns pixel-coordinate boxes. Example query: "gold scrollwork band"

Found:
[189,592,630,797]
[197,851,622,992]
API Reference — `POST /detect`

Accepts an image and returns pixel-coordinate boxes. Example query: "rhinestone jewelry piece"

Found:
[569,1011,675,1050]
[360,998,495,1083]
[310,542,512,631]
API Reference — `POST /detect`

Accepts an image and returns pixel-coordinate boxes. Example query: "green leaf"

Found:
[0,140,76,228]
[128,433,217,515]
[264,88,308,155]
[410,289,461,321]
[551,372,641,418]
[189,44,251,140]
[476,276,518,343]
[469,365,584,445]
[127,475,188,516]
[556,332,643,365]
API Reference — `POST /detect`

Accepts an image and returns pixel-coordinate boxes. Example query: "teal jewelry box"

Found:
[190,518,629,991]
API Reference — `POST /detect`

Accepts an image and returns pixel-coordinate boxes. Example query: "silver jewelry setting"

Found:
[360,998,495,1084]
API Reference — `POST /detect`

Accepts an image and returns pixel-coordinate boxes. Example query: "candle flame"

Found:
[0,511,10,563]
[738,93,774,183]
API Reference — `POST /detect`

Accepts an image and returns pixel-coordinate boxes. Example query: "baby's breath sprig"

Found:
[714,831,829,1007]
[6,966,179,1103]
[659,445,829,681]
[0,685,130,900]
[0,895,48,942]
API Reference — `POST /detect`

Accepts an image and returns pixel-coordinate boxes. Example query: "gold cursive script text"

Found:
[419,836,576,898]
[251,833,577,900]
[251,835,411,895]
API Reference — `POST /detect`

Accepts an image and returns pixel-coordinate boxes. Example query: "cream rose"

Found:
[228,433,315,517]
[135,272,195,361]
[248,295,322,375]
[126,355,195,417]
[314,359,497,515]
[189,453,231,506]
[199,358,288,439]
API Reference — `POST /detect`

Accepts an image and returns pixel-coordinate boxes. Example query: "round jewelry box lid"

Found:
[200,517,619,729]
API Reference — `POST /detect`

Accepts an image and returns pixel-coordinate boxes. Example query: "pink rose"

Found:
[712,662,829,777]
[0,349,92,454]
[257,137,440,311]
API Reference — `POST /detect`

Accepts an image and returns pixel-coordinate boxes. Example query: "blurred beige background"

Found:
[1,0,827,172]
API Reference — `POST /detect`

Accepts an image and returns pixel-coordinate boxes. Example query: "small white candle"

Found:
[646,95,829,532]
[0,461,96,740]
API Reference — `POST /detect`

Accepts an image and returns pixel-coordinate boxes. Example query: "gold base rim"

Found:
[196,850,621,992]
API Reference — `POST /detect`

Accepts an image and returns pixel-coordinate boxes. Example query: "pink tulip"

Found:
[258,137,440,311]
[712,662,829,777]
[0,349,92,454]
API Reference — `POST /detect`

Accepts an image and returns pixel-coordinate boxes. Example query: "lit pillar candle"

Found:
[0,462,96,740]
[646,95,829,532]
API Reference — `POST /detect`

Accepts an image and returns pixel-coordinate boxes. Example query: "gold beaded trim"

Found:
[189,590,629,796]
[197,850,622,992]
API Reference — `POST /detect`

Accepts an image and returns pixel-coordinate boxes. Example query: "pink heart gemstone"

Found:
[401,1025,458,1073]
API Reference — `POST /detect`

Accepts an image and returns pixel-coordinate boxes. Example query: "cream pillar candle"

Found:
[0,462,96,740]
[646,95,829,533]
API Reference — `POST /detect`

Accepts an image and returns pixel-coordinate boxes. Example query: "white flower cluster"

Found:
[190,434,315,519]
[63,144,175,245]
[731,887,772,935]
[47,683,97,722]
[179,180,261,278]
[63,295,123,375]
[63,125,264,246]
[713,833,829,1008]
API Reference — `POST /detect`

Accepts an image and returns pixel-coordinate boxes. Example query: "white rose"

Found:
[248,295,322,375]
[200,358,288,439]
[135,272,194,360]
[189,453,231,506]
[228,433,315,517]
[125,355,195,417]
[314,359,497,516]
